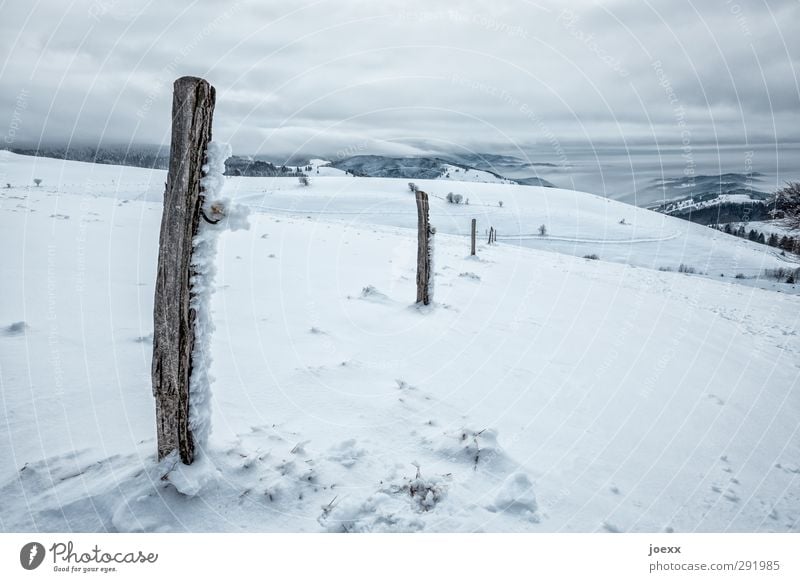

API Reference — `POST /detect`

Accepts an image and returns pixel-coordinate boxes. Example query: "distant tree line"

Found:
[710,222,800,254]
[669,201,771,225]
[224,157,305,177]
[9,145,171,169]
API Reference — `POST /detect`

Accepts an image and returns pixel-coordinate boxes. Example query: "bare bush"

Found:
[763,267,800,282]
[771,181,800,230]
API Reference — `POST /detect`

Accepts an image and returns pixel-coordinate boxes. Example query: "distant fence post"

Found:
[152,76,216,465]
[415,189,433,305]
[470,218,476,256]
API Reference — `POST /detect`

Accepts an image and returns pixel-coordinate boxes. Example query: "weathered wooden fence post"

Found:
[152,76,216,464]
[415,189,433,305]
[470,218,476,256]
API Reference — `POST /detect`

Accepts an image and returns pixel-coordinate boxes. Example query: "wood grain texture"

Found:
[152,76,216,464]
[415,189,432,305]
[471,218,476,256]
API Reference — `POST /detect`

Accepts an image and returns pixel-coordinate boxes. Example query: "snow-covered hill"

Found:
[1,151,798,532]
[327,154,515,184]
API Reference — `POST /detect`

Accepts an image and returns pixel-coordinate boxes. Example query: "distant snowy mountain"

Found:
[647,173,772,224]
[329,155,520,184]
[514,176,558,187]
[4,146,556,187]
[7,143,170,169]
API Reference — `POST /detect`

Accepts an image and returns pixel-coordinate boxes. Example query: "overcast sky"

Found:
[1,0,798,158]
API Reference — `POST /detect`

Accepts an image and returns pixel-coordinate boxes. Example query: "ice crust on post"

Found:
[186,141,249,460]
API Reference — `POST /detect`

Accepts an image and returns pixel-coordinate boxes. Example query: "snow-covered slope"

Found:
[1,151,799,532]
[437,163,514,184]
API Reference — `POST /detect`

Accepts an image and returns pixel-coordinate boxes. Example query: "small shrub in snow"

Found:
[735,273,746,279]
[498,201,503,207]
[583,254,599,260]
[458,271,481,280]
[397,464,445,512]
[445,192,463,204]
[298,176,310,187]
[619,218,627,225]
[408,182,417,193]
[538,224,547,236]
[33,178,42,187]
[4,321,28,335]
[678,264,696,274]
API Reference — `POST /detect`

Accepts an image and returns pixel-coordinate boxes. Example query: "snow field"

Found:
[1,152,799,532]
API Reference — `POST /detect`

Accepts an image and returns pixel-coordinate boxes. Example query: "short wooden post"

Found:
[415,189,432,305]
[152,76,216,464]
[470,218,476,256]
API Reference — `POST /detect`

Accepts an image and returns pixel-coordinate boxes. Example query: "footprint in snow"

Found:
[356,285,390,303]
[327,439,366,468]
[487,472,539,522]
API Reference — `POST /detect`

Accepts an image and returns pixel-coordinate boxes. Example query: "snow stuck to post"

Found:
[187,141,249,458]
[427,225,435,303]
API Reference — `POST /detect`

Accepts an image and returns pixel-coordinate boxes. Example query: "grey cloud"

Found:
[1,0,797,157]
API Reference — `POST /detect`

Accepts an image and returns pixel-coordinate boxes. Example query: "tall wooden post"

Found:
[415,189,432,305]
[470,218,476,256]
[152,76,216,464]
